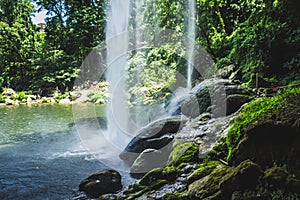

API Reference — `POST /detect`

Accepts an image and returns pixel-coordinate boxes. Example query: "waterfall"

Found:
[105,0,147,149]
[186,0,196,89]
[105,0,131,149]
[104,0,197,149]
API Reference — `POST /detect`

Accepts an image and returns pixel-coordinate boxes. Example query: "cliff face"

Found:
[115,87,300,200]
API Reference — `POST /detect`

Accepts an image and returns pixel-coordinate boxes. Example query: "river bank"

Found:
[0,82,108,106]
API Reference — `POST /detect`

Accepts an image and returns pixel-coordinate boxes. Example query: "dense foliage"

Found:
[0,0,299,93]
[0,0,106,93]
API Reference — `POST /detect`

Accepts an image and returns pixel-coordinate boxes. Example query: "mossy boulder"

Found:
[188,164,231,199]
[187,161,221,184]
[226,88,300,176]
[230,123,300,173]
[168,141,199,166]
[121,167,174,199]
[220,160,263,195]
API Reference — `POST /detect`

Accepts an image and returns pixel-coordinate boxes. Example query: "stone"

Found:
[5,98,14,105]
[226,94,253,115]
[188,164,230,199]
[27,95,37,100]
[130,148,172,175]
[70,91,81,100]
[2,88,16,96]
[79,169,122,198]
[230,123,300,172]
[59,98,71,104]
[220,160,263,195]
[98,194,118,200]
[119,116,188,165]
[168,78,253,118]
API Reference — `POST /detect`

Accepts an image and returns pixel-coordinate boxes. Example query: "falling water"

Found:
[186,0,196,89]
[105,0,131,149]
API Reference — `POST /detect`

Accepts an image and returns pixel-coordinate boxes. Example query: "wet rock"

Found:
[226,94,253,115]
[169,78,253,118]
[220,160,263,195]
[130,148,172,175]
[98,194,118,200]
[119,116,188,165]
[188,164,230,199]
[79,169,122,198]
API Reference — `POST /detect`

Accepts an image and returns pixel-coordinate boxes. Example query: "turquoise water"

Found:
[0,104,132,200]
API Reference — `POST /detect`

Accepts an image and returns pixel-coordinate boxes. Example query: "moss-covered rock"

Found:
[188,164,231,199]
[226,88,300,174]
[168,141,199,166]
[220,160,263,196]
[187,161,220,184]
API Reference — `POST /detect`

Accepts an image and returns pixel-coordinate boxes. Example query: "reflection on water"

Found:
[0,104,134,200]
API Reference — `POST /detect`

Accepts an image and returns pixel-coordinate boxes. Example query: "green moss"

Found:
[139,168,164,186]
[226,87,300,161]
[169,141,199,166]
[188,165,231,199]
[187,161,220,184]
[207,137,228,161]
[149,179,168,190]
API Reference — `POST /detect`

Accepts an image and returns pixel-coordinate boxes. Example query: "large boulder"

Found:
[130,147,173,175]
[188,164,231,199]
[167,78,254,118]
[119,116,188,165]
[79,169,122,198]
[220,160,263,195]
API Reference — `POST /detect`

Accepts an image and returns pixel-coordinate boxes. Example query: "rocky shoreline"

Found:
[0,82,108,106]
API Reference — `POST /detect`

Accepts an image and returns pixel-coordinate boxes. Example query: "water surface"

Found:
[0,104,132,200]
